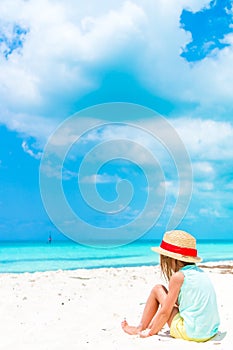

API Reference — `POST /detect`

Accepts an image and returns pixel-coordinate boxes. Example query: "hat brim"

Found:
[151,246,202,263]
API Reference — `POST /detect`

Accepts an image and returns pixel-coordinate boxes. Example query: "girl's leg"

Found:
[140,284,168,329]
[121,284,169,335]
[167,306,179,327]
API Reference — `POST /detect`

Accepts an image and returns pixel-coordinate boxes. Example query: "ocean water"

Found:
[0,240,233,273]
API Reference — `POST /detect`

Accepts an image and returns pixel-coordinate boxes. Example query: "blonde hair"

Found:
[160,254,194,281]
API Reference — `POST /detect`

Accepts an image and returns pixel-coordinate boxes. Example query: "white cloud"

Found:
[171,118,233,160]
[225,181,233,190]
[199,207,225,218]
[21,140,42,160]
[0,0,223,140]
[195,181,214,191]
[1,109,57,145]
[1,0,233,171]
[0,0,146,138]
[192,162,215,177]
[40,161,77,180]
[125,0,233,119]
[81,173,120,184]
[77,122,172,167]
[39,116,233,197]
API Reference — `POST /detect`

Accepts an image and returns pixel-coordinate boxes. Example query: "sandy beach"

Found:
[0,263,232,350]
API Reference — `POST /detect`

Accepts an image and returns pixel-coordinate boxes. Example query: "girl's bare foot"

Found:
[121,319,140,335]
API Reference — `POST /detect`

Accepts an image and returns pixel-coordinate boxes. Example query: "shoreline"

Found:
[199,262,233,274]
[0,260,233,275]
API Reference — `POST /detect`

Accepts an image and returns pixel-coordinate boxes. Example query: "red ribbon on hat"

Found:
[160,240,197,257]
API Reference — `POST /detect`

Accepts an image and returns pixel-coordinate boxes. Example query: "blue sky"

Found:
[0,0,233,242]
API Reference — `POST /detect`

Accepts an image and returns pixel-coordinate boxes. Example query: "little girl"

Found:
[121,230,220,342]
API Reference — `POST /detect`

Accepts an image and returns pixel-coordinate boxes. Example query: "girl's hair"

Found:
[160,255,195,281]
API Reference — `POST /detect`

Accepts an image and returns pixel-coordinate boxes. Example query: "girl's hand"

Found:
[139,329,152,338]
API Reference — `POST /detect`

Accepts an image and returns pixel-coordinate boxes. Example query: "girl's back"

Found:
[178,265,220,340]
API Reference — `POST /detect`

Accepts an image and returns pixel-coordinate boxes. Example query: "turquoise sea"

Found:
[0,240,233,273]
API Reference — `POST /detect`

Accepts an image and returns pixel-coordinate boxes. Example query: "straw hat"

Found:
[151,230,202,263]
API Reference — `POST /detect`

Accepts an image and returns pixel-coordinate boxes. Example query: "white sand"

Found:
[0,264,232,350]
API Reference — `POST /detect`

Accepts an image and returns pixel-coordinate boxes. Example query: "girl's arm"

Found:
[141,271,184,337]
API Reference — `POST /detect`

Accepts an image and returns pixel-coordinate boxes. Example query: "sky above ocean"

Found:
[0,0,233,243]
